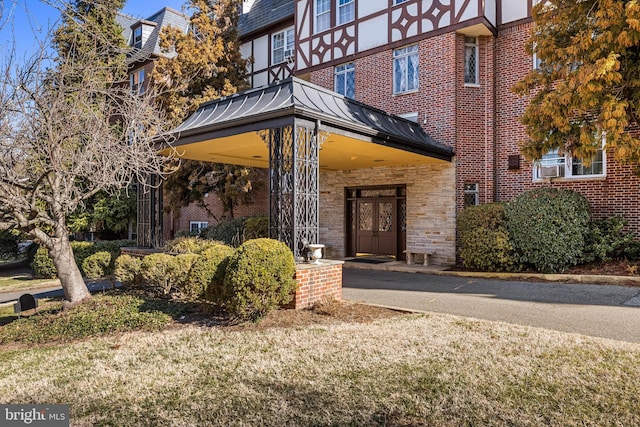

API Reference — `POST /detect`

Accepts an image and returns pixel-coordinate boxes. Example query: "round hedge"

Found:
[188,244,235,303]
[504,188,590,273]
[114,254,143,287]
[141,253,175,294]
[82,251,112,280]
[222,238,296,319]
[457,203,517,272]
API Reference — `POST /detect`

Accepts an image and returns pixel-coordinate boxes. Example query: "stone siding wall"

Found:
[319,163,456,266]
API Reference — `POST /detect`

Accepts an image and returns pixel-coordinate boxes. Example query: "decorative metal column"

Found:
[260,122,324,259]
[136,174,163,248]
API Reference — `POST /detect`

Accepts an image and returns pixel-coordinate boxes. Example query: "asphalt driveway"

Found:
[343,268,640,343]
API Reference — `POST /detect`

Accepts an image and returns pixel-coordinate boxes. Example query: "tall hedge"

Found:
[457,203,517,272]
[221,238,296,319]
[505,188,591,273]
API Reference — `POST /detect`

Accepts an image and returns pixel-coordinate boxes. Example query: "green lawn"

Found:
[0,313,638,426]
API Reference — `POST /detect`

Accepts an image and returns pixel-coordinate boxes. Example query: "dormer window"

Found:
[133,26,142,46]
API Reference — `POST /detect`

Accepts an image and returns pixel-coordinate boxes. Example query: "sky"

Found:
[0,0,186,58]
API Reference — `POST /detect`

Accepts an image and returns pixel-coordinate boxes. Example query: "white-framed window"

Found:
[133,26,142,45]
[463,183,479,208]
[272,28,294,64]
[464,36,479,85]
[334,62,355,98]
[315,0,331,33]
[129,69,145,94]
[532,42,542,70]
[534,140,606,180]
[532,51,542,70]
[393,45,419,94]
[189,221,209,233]
[337,0,354,25]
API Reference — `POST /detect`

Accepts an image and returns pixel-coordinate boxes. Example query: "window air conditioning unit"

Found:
[284,49,294,63]
[539,164,565,179]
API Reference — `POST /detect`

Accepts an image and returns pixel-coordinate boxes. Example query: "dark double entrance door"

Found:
[346,185,406,259]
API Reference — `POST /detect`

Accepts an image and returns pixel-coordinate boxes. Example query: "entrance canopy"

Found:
[161,77,453,258]
[163,77,453,169]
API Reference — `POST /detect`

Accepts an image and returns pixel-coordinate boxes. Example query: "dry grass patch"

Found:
[0,312,639,426]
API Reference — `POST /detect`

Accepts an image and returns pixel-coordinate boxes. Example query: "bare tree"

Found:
[0,37,176,306]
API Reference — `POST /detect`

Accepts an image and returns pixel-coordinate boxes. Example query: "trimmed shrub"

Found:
[243,216,269,241]
[584,216,635,263]
[168,254,200,297]
[71,240,132,275]
[82,251,113,280]
[457,203,517,272]
[114,254,143,287]
[505,188,591,273]
[94,240,133,261]
[185,244,235,303]
[222,238,296,319]
[31,246,57,279]
[164,237,222,254]
[70,242,95,273]
[623,241,640,261]
[141,253,175,294]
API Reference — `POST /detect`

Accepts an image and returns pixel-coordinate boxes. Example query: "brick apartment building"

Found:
[135,0,640,264]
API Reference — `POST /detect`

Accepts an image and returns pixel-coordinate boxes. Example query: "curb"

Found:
[343,261,640,287]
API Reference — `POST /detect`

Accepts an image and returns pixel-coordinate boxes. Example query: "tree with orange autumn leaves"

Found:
[513,0,640,167]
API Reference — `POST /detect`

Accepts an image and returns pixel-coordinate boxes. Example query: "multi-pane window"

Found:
[463,183,479,208]
[315,0,331,33]
[393,45,419,94]
[334,62,355,98]
[129,69,145,94]
[534,140,606,180]
[272,28,294,64]
[337,0,354,25]
[464,36,479,85]
[133,26,142,45]
[189,221,209,233]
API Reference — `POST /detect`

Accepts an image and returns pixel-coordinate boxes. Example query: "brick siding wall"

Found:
[310,23,640,238]
[496,22,640,236]
[163,168,270,240]
[289,261,343,309]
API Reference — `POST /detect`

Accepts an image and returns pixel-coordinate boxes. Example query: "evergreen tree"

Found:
[53,0,128,84]
[153,0,262,220]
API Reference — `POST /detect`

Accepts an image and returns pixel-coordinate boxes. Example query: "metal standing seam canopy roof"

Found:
[170,77,454,166]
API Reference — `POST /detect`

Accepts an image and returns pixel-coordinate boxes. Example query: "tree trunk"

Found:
[49,237,91,307]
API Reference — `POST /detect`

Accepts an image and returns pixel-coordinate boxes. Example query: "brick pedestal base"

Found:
[290,260,344,309]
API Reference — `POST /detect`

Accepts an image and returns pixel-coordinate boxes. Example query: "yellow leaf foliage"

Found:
[513,0,640,165]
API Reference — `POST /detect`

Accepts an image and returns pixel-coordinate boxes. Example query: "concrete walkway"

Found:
[342,267,640,343]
